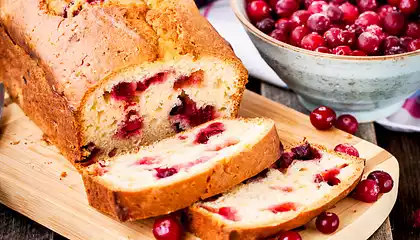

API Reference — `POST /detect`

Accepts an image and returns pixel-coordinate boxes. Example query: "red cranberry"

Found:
[316,212,340,234]
[338,30,356,46]
[352,49,368,55]
[256,18,276,33]
[340,3,360,24]
[217,207,240,221]
[308,1,329,13]
[247,0,272,23]
[387,0,401,6]
[376,5,396,20]
[155,167,178,178]
[153,216,183,240]
[357,31,381,55]
[275,18,291,29]
[269,202,297,213]
[334,143,360,157]
[405,22,420,39]
[400,36,413,49]
[302,33,327,50]
[413,209,420,228]
[332,45,352,55]
[316,46,332,52]
[355,11,381,28]
[367,170,394,193]
[335,114,359,134]
[384,45,406,54]
[407,39,420,51]
[331,0,348,5]
[307,13,331,32]
[111,82,137,101]
[290,26,310,46]
[357,0,378,12]
[305,0,318,8]
[354,179,380,203]
[399,0,418,15]
[173,71,203,90]
[347,24,364,35]
[268,0,280,8]
[276,0,300,17]
[195,122,225,144]
[383,12,405,36]
[270,29,289,42]
[383,35,401,49]
[275,231,302,240]
[275,20,296,34]
[277,151,296,169]
[324,28,343,47]
[310,106,337,130]
[292,143,322,160]
[326,5,344,21]
[290,10,312,26]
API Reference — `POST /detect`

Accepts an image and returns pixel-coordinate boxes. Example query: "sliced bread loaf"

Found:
[187,142,365,240]
[82,118,281,221]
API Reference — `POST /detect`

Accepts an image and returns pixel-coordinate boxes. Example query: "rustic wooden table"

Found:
[0,80,419,240]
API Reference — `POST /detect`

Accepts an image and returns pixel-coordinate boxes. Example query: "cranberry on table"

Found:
[367,170,394,193]
[274,231,302,240]
[340,2,360,24]
[256,18,276,33]
[334,143,360,157]
[308,1,329,14]
[276,0,300,17]
[326,5,344,21]
[408,39,420,51]
[335,114,359,134]
[357,31,381,55]
[315,46,332,52]
[153,216,183,240]
[383,12,405,36]
[399,0,419,15]
[352,49,368,55]
[270,29,289,42]
[290,10,312,26]
[333,45,353,55]
[354,179,380,203]
[290,26,310,46]
[247,0,272,23]
[301,32,326,50]
[316,212,340,234]
[357,0,379,12]
[405,22,420,39]
[310,106,337,130]
[307,13,331,32]
[355,11,382,28]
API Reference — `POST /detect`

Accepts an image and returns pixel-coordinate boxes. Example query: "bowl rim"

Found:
[230,0,420,61]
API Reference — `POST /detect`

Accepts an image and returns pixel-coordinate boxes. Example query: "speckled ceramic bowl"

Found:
[231,0,420,122]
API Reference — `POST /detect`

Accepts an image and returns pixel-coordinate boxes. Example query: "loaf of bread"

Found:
[82,118,281,221]
[187,143,365,240]
[0,0,247,169]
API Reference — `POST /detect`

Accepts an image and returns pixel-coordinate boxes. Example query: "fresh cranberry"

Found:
[352,49,368,55]
[310,106,337,130]
[334,114,359,134]
[290,10,312,26]
[218,207,240,221]
[367,170,394,193]
[274,231,302,240]
[316,46,332,52]
[305,0,318,8]
[383,12,405,36]
[326,5,344,21]
[277,151,296,169]
[332,45,353,55]
[357,0,378,12]
[195,122,225,144]
[405,22,420,39]
[400,36,413,49]
[247,0,272,22]
[354,179,380,203]
[275,20,296,34]
[330,0,348,4]
[399,0,418,15]
[153,216,183,240]
[408,39,420,51]
[347,24,364,35]
[324,28,343,48]
[111,82,137,101]
[355,11,381,28]
[383,35,401,49]
[307,13,331,33]
[387,0,401,6]
[316,212,340,234]
[301,33,326,50]
[270,29,289,42]
[276,0,300,17]
[340,2,360,24]
[334,143,360,157]
[275,18,291,29]
[256,18,276,33]
[268,0,280,8]
[269,202,297,213]
[413,209,420,228]
[376,5,396,20]
[308,1,329,13]
[338,30,356,46]
[357,31,381,55]
[384,45,406,54]
[155,167,178,178]
[290,26,310,46]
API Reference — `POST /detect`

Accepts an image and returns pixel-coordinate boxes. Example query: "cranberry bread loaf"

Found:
[0,0,247,169]
[188,142,365,240]
[82,118,281,221]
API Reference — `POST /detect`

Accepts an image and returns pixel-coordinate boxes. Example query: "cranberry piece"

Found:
[276,0,300,17]
[291,143,322,160]
[170,95,216,129]
[334,114,359,134]
[277,151,296,169]
[384,45,406,54]
[316,46,332,52]
[334,143,360,157]
[400,36,413,49]
[340,2,360,24]
[407,39,420,51]
[399,0,418,15]
[274,231,302,240]
[153,216,183,240]
[173,70,203,90]
[354,179,380,203]
[310,106,337,130]
[269,202,297,213]
[307,13,331,32]
[387,0,401,6]
[324,28,342,47]
[352,49,368,55]
[116,110,143,138]
[290,26,310,46]
[357,0,378,12]
[355,11,381,28]
[256,18,276,33]
[270,29,289,42]
[316,168,341,185]
[413,209,420,228]
[376,5,396,20]
[195,122,225,144]
[383,12,405,36]
[326,5,344,21]
[308,1,329,13]
[290,10,312,26]
[137,72,166,92]
[367,170,394,193]
[338,30,356,46]
[218,207,240,221]
[111,82,137,101]
[155,167,178,178]
[316,212,340,234]
[247,0,272,23]
[332,45,352,55]
[357,31,381,55]
[405,22,420,39]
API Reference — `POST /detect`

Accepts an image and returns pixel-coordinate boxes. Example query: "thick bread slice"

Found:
[82,118,281,221]
[187,143,365,240]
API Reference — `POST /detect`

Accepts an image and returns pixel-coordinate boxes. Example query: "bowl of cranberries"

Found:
[231,0,420,121]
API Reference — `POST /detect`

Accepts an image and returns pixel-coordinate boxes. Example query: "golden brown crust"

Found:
[82,119,281,221]
[187,143,365,240]
[0,0,248,167]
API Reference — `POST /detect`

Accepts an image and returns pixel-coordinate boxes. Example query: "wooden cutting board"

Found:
[0,90,399,240]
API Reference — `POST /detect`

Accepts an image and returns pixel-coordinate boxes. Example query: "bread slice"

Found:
[82,118,281,221]
[187,143,365,240]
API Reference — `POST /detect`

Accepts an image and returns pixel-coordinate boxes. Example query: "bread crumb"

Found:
[41,134,53,146]
[10,141,20,145]
[60,172,67,178]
